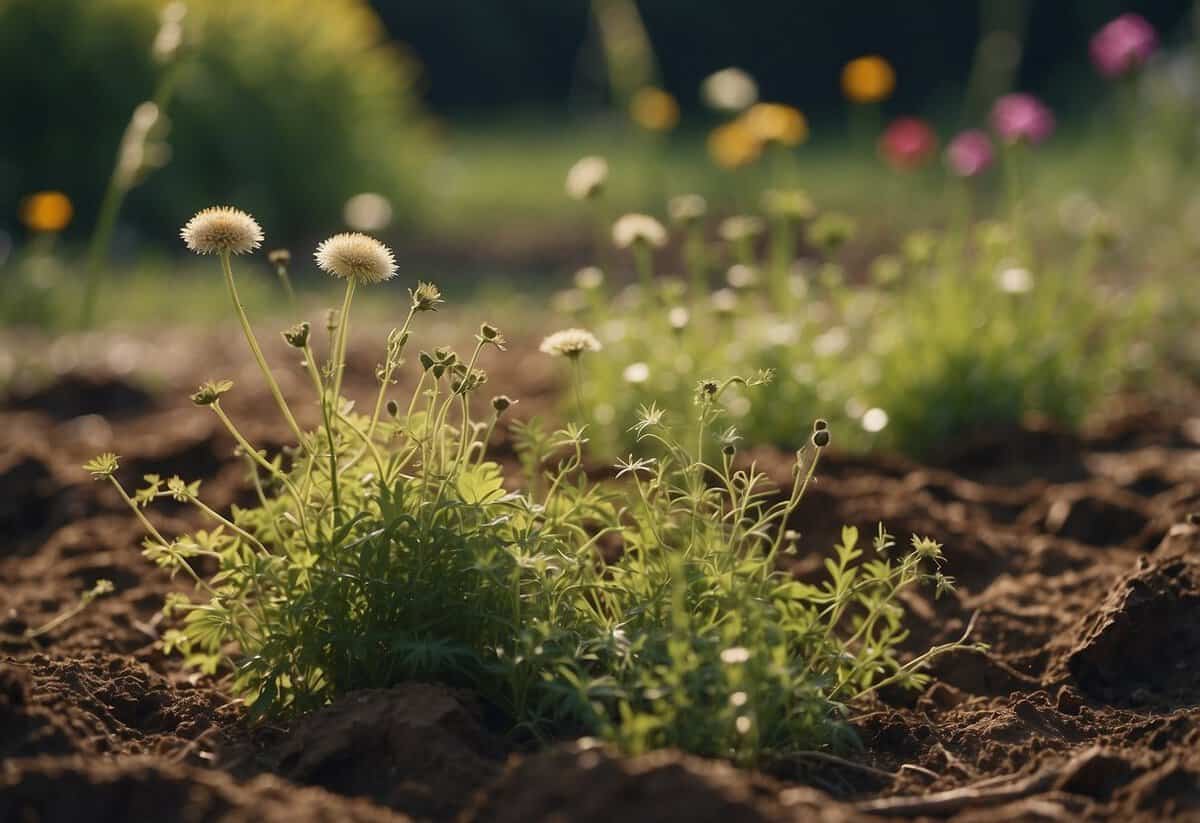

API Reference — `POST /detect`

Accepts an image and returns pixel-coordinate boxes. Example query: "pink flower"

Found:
[1090,13,1158,78]
[945,130,994,177]
[990,93,1055,146]
[879,117,938,171]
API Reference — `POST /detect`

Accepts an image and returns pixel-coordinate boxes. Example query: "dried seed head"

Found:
[385,399,400,417]
[480,323,501,341]
[315,232,397,284]
[83,453,121,480]
[191,379,233,406]
[812,428,831,448]
[181,206,263,255]
[268,248,291,266]
[539,328,602,359]
[813,418,829,431]
[282,321,310,349]
[565,155,609,201]
[612,213,668,249]
[418,351,436,372]
[492,394,516,414]
[410,281,444,311]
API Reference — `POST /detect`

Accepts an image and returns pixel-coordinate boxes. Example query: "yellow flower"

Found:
[841,55,896,104]
[742,103,808,147]
[20,191,73,233]
[707,120,762,169]
[630,87,680,132]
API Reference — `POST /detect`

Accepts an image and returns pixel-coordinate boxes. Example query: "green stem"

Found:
[331,279,357,402]
[220,250,305,445]
[367,306,417,440]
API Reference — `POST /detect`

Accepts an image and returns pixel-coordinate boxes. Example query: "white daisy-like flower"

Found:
[612,213,668,249]
[180,206,263,255]
[565,155,609,201]
[314,232,397,284]
[539,328,602,359]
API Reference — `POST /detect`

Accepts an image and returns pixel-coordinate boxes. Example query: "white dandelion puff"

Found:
[180,206,263,256]
[539,328,602,358]
[315,232,397,284]
[612,213,668,249]
[565,156,609,201]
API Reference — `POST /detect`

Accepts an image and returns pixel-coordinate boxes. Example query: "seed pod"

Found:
[812,429,831,448]
[385,399,400,417]
[282,321,310,349]
[813,418,829,432]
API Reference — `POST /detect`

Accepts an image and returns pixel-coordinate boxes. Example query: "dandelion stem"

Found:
[220,250,305,445]
[330,279,357,402]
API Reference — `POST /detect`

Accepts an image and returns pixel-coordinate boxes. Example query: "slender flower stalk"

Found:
[220,250,306,444]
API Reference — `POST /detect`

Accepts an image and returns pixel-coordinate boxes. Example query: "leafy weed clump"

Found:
[90,206,971,763]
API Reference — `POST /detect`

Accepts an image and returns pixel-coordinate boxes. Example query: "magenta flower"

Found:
[990,93,1055,146]
[879,117,938,171]
[1090,13,1158,78]
[945,130,994,178]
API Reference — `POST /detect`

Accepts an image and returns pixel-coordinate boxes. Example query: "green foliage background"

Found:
[0,0,429,243]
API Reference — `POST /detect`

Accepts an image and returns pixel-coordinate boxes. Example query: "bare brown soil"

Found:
[2,328,1199,822]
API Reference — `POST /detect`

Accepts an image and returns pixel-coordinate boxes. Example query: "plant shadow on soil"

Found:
[2,328,1200,822]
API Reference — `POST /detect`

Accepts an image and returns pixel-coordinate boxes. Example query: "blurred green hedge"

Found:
[0,0,429,247]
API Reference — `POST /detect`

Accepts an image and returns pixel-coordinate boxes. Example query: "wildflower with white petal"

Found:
[539,328,602,359]
[315,232,397,284]
[613,214,668,300]
[541,328,602,422]
[565,156,609,201]
[180,206,302,444]
[316,233,398,402]
[612,213,667,249]
[181,206,263,256]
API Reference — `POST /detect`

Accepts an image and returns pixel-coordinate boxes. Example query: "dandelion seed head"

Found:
[315,232,397,284]
[862,407,889,433]
[612,213,668,249]
[180,206,262,255]
[539,328,602,359]
[702,67,758,112]
[565,156,609,201]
